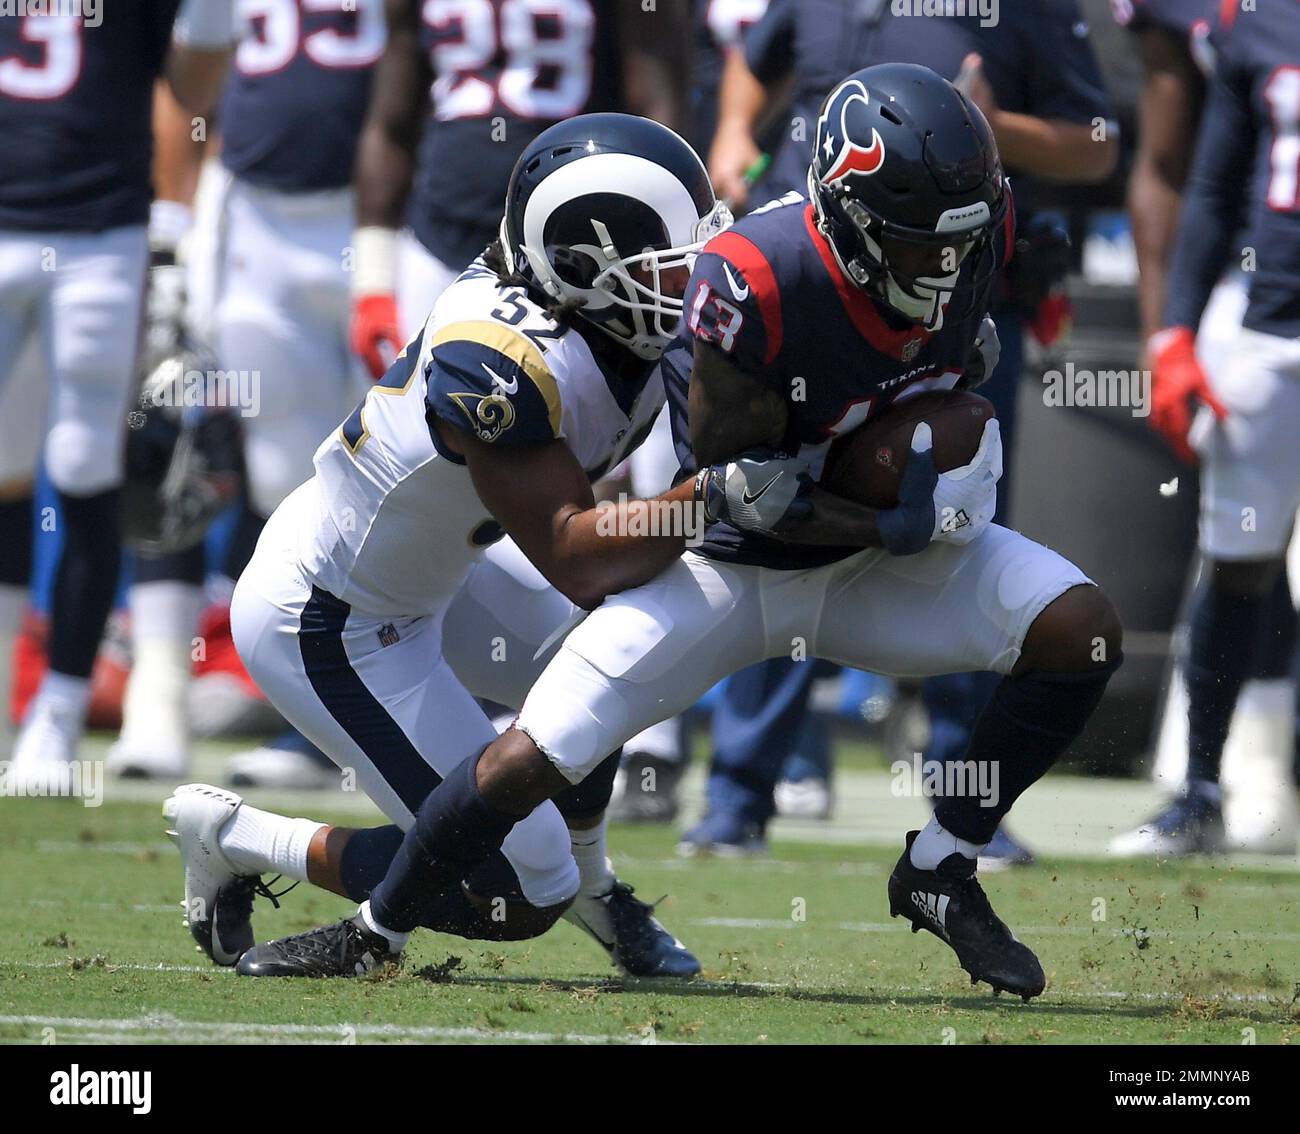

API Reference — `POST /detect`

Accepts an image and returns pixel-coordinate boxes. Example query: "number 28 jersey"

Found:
[295,259,664,616]
[408,0,623,269]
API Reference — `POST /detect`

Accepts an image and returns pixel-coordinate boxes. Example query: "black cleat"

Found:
[888,831,1045,1000]
[235,915,400,978]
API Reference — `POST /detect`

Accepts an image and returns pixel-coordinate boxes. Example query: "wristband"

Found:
[352,226,400,297]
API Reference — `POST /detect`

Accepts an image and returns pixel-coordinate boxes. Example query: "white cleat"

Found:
[106,737,189,780]
[162,783,257,965]
[775,777,833,820]
[225,745,339,791]
[7,700,81,797]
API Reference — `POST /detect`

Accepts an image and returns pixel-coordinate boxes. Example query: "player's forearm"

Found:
[1128,160,1185,344]
[990,114,1117,183]
[714,48,768,144]
[549,481,698,609]
[164,45,231,120]
[771,485,884,548]
[616,0,689,128]
[354,128,417,230]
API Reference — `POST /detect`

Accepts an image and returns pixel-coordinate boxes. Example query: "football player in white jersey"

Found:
[164,113,731,976]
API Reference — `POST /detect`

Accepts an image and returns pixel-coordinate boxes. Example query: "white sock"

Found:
[217,801,324,881]
[358,900,410,952]
[570,817,616,896]
[30,670,92,722]
[909,815,986,870]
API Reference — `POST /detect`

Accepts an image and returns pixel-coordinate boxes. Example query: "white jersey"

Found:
[289,259,665,616]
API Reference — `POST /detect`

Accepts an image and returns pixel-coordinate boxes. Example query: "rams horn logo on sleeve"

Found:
[447,391,517,442]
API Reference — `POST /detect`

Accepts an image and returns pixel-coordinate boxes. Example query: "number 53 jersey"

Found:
[292,260,664,617]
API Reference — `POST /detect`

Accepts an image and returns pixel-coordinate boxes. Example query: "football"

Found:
[820,389,996,509]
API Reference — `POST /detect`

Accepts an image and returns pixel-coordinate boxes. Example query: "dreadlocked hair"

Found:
[482,238,586,323]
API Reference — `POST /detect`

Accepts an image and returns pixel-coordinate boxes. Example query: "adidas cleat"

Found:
[888,831,1045,1001]
[163,783,258,965]
[235,915,400,978]
[565,880,700,978]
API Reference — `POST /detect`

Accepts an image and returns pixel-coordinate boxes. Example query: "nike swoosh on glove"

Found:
[931,417,1002,545]
[698,451,814,536]
[350,293,402,380]
[1149,326,1228,464]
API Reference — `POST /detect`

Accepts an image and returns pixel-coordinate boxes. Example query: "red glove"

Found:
[350,293,401,380]
[1149,326,1229,464]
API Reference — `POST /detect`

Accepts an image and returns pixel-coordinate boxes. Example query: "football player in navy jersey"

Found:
[691,0,1117,858]
[348,0,691,383]
[109,0,391,785]
[1115,0,1300,855]
[256,66,1123,999]
[0,2,229,787]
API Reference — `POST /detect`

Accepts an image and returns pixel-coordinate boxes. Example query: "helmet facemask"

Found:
[502,145,732,361]
[811,166,996,333]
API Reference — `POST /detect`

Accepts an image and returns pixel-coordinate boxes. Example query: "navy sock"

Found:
[935,655,1122,844]
[340,823,535,940]
[553,748,620,823]
[368,751,517,933]
[338,825,406,901]
[0,495,33,587]
[48,489,122,679]
[132,541,206,586]
[1186,584,1269,783]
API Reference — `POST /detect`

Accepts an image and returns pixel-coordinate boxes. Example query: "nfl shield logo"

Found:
[901,338,922,363]
[378,623,400,648]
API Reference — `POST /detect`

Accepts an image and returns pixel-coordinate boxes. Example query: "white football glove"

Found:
[962,314,1001,390]
[931,417,1002,545]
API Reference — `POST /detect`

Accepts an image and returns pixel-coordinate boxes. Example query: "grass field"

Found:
[1,739,1297,1045]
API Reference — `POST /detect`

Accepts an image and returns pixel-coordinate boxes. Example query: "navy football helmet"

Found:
[500,113,731,359]
[808,63,1007,331]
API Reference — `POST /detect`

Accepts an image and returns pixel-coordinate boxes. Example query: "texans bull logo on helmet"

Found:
[817,80,886,186]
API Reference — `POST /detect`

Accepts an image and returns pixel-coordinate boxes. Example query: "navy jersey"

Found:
[0,2,180,232]
[407,0,623,270]
[1165,0,1300,338]
[663,191,1013,569]
[1111,0,1218,75]
[1111,0,1216,38]
[751,0,1113,209]
[690,0,770,152]
[220,0,384,192]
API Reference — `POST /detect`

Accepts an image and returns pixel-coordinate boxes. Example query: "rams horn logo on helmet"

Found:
[819,80,886,186]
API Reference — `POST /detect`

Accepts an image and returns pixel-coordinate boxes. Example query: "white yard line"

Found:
[0,1014,674,1045]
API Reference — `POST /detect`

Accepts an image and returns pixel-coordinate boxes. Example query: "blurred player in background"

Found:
[349,0,690,382]
[1116,0,1300,855]
[108,0,385,784]
[683,0,1117,857]
[1,2,228,785]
